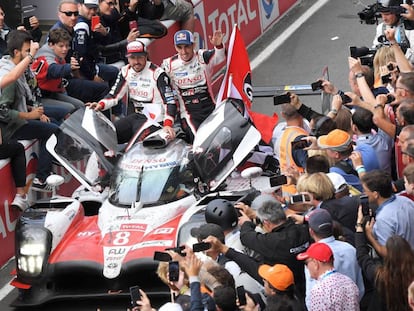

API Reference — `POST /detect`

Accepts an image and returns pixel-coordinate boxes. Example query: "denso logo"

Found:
[177,75,203,85]
[208,0,257,36]
[131,158,167,164]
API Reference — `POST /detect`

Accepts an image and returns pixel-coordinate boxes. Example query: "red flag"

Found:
[217,24,278,144]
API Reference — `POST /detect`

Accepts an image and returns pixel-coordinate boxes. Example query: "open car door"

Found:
[192,99,262,191]
[46,107,117,192]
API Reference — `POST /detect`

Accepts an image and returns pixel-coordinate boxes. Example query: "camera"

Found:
[350,46,377,67]
[358,3,381,24]
[168,261,180,282]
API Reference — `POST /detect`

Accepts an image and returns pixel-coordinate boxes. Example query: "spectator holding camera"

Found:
[360,170,414,257]
[373,0,414,63]
[355,203,414,311]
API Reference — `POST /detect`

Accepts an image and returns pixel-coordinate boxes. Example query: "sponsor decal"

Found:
[153,228,174,234]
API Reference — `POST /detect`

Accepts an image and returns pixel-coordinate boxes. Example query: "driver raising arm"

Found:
[161,29,226,143]
[89,40,177,143]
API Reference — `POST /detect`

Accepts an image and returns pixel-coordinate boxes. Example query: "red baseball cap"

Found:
[296,242,333,263]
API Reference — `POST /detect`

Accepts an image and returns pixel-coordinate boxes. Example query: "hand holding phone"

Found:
[273,92,291,105]
[168,261,180,282]
[91,16,100,31]
[311,80,323,91]
[192,242,211,252]
[270,174,288,187]
[130,286,141,307]
[236,286,247,306]
[129,20,138,31]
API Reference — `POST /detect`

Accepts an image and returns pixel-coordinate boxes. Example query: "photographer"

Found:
[373,0,414,63]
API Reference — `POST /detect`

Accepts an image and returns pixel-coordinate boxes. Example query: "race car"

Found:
[10,100,276,307]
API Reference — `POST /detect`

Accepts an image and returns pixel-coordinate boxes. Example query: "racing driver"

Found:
[161,29,226,143]
[89,40,177,143]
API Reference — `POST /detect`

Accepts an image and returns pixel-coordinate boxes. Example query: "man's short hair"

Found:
[399,99,414,125]
[360,170,393,198]
[48,28,72,45]
[403,163,414,184]
[352,107,374,133]
[213,286,237,311]
[58,0,78,11]
[306,155,330,174]
[281,103,301,120]
[6,30,33,57]
[399,72,414,94]
[256,199,286,224]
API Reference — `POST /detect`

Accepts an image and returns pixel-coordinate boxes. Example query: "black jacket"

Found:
[240,218,310,301]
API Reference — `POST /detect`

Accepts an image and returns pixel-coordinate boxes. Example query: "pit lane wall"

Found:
[0,0,299,267]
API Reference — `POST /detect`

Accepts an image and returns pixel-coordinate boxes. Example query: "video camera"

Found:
[358,0,412,25]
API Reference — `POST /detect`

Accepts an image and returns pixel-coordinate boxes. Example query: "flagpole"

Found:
[227,74,233,98]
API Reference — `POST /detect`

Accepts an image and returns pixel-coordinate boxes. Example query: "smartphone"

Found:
[153,251,172,262]
[311,80,323,92]
[91,15,100,30]
[291,139,310,150]
[236,286,247,306]
[168,261,180,282]
[359,194,370,216]
[129,285,141,308]
[72,51,81,63]
[192,242,211,252]
[270,174,288,187]
[386,94,395,104]
[165,246,186,257]
[290,193,312,204]
[339,92,352,104]
[23,16,33,30]
[273,92,291,105]
[129,20,138,31]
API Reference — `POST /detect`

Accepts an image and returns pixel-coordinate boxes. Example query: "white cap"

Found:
[327,172,348,193]
[158,302,183,311]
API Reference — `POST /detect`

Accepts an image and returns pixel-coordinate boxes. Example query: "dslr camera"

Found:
[358,2,382,24]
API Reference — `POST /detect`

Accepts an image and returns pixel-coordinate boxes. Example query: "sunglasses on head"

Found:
[60,11,79,17]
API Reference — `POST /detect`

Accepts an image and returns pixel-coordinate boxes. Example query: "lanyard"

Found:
[318,269,336,282]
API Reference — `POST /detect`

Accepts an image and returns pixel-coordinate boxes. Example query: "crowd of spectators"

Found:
[2,0,414,310]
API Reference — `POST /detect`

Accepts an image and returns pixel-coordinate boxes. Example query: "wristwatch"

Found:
[355,72,364,79]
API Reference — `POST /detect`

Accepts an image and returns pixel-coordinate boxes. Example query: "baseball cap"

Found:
[190,223,225,242]
[159,302,183,311]
[377,0,403,12]
[317,129,352,152]
[78,0,99,8]
[308,209,333,235]
[174,30,194,45]
[258,264,294,291]
[296,242,333,262]
[326,172,348,193]
[126,40,147,57]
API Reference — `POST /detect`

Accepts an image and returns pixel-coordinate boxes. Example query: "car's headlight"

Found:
[15,227,52,279]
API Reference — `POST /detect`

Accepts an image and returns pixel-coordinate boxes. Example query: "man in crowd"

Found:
[50,0,109,103]
[0,30,59,191]
[360,169,414,257]
[89,40,176,144]
[297,242,360,310]
[161,29,225,143]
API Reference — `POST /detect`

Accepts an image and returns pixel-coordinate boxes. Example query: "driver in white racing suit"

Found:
[162,29,226,143]
[89,40,177,143]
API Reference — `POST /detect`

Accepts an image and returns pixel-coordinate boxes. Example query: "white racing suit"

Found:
[99,61,177,143]
[162,45,226,142]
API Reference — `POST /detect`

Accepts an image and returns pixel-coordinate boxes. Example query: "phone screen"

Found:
[91,16,100,30]
[168,261,180,282]
[270,175,288,187]
[192,242,211,252]
[129,20,138,30]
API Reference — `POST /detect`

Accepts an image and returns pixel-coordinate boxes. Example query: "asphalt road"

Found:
[0,0,376,310]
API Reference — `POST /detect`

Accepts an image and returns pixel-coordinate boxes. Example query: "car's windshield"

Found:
[108,140,193,207]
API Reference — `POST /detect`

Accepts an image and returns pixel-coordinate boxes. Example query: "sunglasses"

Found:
[60,11,79,17]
